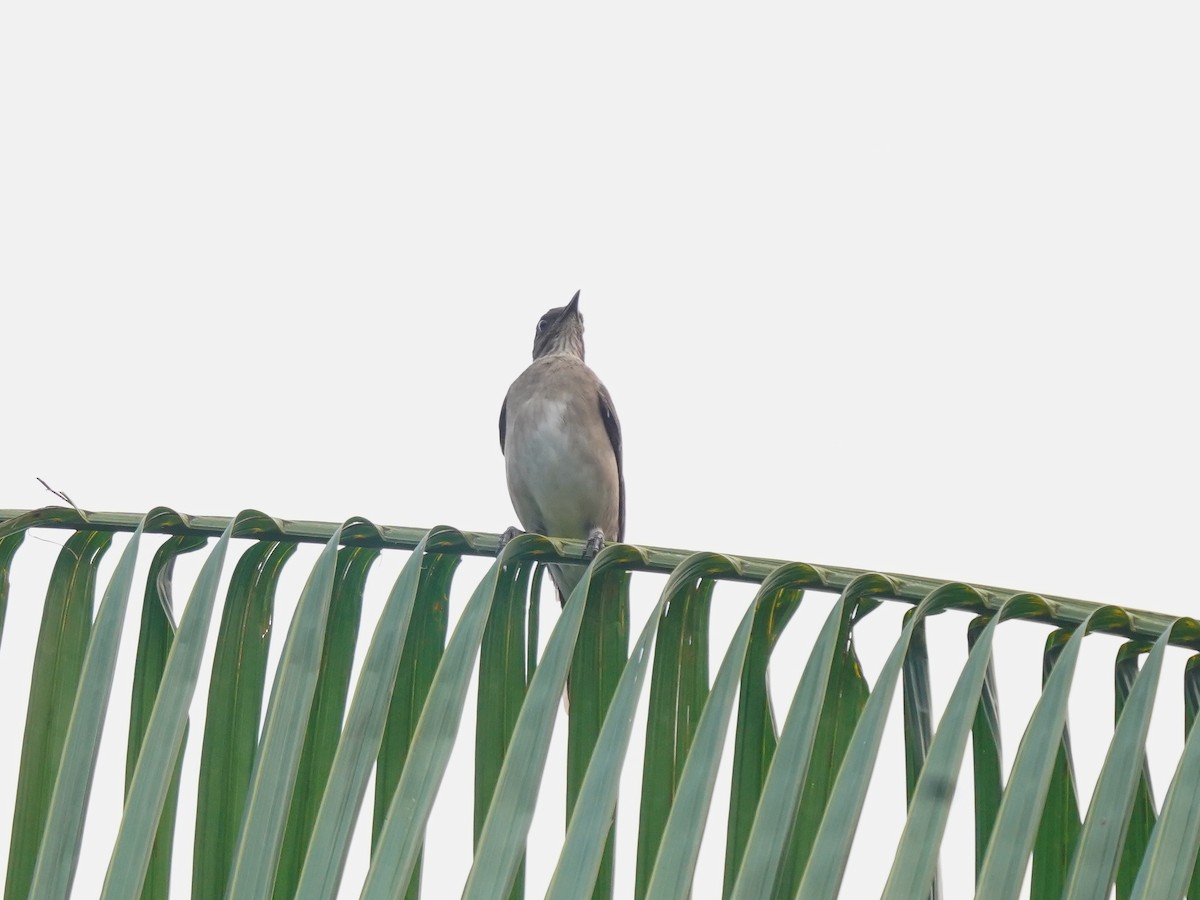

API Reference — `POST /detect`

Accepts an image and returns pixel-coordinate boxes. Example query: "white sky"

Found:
[2,1,1198,898]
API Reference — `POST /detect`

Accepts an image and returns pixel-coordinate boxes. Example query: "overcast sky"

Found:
[2,1,1197,897]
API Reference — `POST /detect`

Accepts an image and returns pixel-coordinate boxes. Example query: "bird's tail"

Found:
[548,562,585,608]
[546,562,588,712]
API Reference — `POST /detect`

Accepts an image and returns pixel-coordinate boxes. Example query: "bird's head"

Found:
[532,290,585,360]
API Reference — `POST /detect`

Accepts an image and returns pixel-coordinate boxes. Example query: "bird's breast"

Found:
[504,388,620,541]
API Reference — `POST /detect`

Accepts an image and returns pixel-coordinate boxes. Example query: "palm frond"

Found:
[2,505,1199,900]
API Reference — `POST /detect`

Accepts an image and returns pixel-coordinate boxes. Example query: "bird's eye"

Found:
[537,318,550,333]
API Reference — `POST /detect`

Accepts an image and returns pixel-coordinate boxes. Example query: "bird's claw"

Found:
[584,528,606,559]
[499,526,524,550]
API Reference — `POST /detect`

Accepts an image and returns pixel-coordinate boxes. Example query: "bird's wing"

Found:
[499,391,508,453]
[597,383,625,542]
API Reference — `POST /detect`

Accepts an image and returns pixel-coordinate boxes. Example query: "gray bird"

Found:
[500,290,625,606]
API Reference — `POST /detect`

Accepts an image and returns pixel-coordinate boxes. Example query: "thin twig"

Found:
[36,477,84,518]
[29,532,76,559]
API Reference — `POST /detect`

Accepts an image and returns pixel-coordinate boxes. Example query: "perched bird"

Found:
[500,290,625,606]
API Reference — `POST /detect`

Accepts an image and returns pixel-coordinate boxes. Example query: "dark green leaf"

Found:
[547,557,727,900]
[901,613,940,897]
[636,575,714,898]
[882,605,1012,900]
[1031,631,1082,900]
[1130,651,1200,900]
[0,530,25,647]
[476,558,535,900]
[364,533,547,900]
[225,524,345,899]
[103,512,240,900]
[1113,641,1159,900]
[272,544,378,900]
[30,521,144,899]
[459,542,648,900]
[294,534,457,900]
[722,587,802,899]
[646,578,759,899]
[1064,628,1171,900]
[565,566,630,900]
[5,530,110,900]
[976,610,1106,900]
[193,540,294,900]
[373,548,454,900]
[968,615,1003,883]
[774,601,871,899]
[729,573,893,900]
[122,534,207,900]
[799,582,978,900]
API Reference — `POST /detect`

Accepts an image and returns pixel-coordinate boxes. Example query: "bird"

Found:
[499,290,625,607]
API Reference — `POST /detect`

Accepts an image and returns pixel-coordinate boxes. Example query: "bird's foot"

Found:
[584,528,606,559]
[499,526,525,550]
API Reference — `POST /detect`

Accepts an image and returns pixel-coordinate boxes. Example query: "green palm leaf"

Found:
[360,531,532,899]
[881,594,1044,899]
[1130,649,1200,900]
[293,529,453,900]
[2,506,1199,900]
[730,572,892,899]
[6,529,111,900]
[545,552,743,900]
[193,537,294,899]
[30,519,144,899]
[1062,621,1173,899]
[225,522,347,899]
[101,518,224,900]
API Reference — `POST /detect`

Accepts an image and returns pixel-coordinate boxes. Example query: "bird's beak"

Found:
[565,290,581,316]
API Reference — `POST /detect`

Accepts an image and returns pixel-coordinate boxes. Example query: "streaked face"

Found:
[532,298,585,359]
